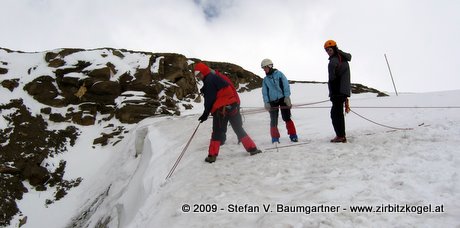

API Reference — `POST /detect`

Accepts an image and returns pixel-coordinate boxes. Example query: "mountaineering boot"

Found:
[289,134,298,142]
[205,155,217,163]
[272,137,280,144]
[248,148,262,156]
[330,136,347,143]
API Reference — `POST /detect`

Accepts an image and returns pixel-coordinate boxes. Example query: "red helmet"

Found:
[194,62,211,77]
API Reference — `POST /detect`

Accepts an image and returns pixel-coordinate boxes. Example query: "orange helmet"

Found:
[324,40,337,48]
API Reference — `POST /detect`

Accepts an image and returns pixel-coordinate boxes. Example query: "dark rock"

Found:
[87,67,112,81]
[61,75,81,87]
[48,58,66,68]
[352,83,389,96]
[40,107,52,114]
[23,76,59,105]
[1,79,19,91]
[0,67,8,74]
[116,104,158,124]
[93,135,109,146]
[54,61,91,78]
[21,163,50,186]
[45,52,59,62]
[49,113,69,122]
[89,81,121,96]
[71,103,98,125]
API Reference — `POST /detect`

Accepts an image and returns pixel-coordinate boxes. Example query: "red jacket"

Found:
[195,63,238,114]
[214,69,240,105]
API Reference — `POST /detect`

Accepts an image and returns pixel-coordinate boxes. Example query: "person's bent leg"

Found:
[228,108,261,155]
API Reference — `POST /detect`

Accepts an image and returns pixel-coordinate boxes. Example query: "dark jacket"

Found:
[328,49,352,97]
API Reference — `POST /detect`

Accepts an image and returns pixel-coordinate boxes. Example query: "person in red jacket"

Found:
[194,62,261,163]
[212,68,240,145]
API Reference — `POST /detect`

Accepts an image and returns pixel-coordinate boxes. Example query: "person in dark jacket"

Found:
[324,40,352,143]
[261,58,298,144]
[194,62,261,163]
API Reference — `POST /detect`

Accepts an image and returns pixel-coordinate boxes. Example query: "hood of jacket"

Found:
[194,62,211,77]
[337,49,352,62]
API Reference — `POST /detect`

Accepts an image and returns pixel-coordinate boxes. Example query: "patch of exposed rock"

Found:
[0,99,81,227]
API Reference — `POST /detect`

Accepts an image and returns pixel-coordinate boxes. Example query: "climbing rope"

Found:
[348,109,413,130]
[240,99,460,131]
[165,122,201,180]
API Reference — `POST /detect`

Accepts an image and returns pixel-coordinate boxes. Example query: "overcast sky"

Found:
[1,0,459,93]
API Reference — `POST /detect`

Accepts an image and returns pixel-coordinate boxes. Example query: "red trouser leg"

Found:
[286,120,297,135]
[270,127,280,138]
[240,135,256,152]
[208,140,220,156]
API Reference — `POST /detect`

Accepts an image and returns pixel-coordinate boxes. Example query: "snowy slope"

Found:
[9,84,460,228]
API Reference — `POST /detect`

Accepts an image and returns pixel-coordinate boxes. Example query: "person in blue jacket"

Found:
[261,59,298,143]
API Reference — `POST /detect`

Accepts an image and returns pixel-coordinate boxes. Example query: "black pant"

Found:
[330,96,346,137]
[212,103,247,142]
[269,98,292,128]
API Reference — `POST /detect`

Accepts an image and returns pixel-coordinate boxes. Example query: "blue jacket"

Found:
[262,69,291,103]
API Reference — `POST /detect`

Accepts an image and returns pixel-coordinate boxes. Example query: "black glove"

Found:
[198,112,209,123]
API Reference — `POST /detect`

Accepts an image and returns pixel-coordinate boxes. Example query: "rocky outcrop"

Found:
[351,83,389,97]
[1,48,263,125]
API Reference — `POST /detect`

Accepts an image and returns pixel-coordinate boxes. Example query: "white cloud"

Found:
[1,0,459,92]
